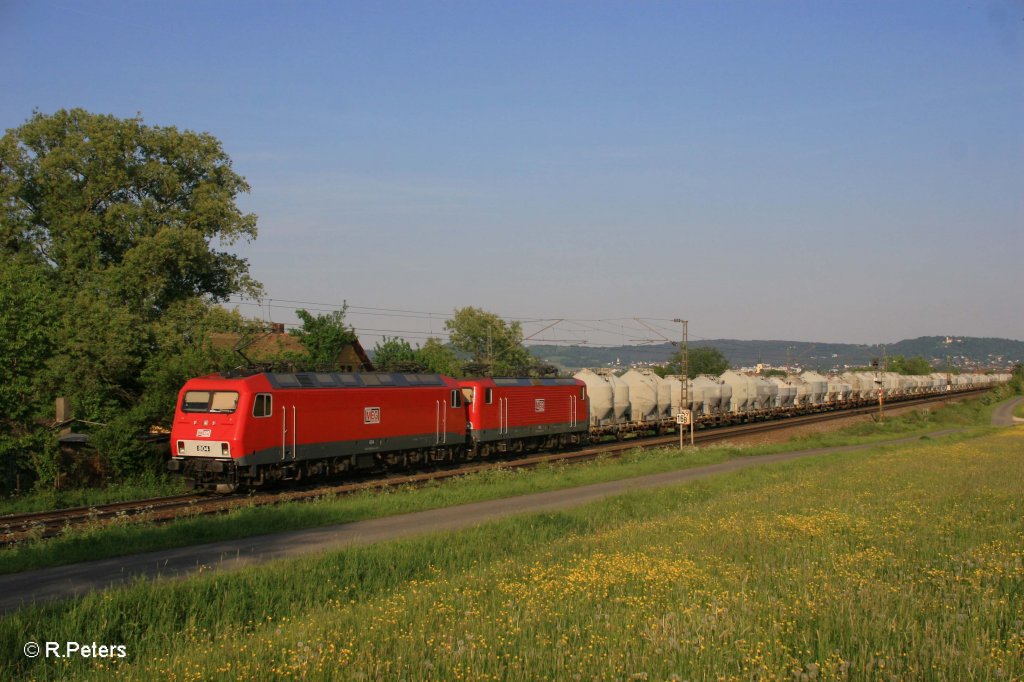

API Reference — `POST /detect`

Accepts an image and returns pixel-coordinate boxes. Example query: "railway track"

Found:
[0,389,988,544]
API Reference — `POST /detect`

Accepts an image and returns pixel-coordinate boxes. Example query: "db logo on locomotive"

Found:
[363,407,381,424]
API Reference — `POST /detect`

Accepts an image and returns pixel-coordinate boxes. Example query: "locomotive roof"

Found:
[264,372,447,389]
[489,377,581,387]
[245,372,580,390]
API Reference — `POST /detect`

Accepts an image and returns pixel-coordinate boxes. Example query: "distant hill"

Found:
[526,336,1024,372]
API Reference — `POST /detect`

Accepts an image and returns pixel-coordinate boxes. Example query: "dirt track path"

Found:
[0,428,967,613]
[992,396,1024,427]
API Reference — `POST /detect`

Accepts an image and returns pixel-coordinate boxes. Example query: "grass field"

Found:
[3,422,1022,680]
[0,475,189,517]
[0,395,1002,576]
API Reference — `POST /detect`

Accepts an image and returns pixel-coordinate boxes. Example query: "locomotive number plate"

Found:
[180,440,229,457]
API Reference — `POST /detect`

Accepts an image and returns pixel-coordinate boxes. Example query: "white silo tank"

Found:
[619,369,661,422]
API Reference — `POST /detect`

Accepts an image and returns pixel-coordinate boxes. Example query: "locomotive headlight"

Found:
[177,441,185,455]
[221,442,230,457]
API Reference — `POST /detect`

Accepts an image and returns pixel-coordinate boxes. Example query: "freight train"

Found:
[168,368,1009,491]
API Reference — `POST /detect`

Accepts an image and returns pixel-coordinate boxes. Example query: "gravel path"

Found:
[991,396,1024,427]
[0,428,964,613]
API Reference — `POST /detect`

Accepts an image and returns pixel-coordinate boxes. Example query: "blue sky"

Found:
[3,1,1022,346]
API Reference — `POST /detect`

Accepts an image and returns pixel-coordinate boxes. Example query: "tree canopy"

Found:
[372,336,463,375]
[661,346,731,379]
[886,355,934,375]
[290,307,357,370]
[416,338,463,376]
[0,109,260,490]
[444,307,535,376]
[372,337,421,372]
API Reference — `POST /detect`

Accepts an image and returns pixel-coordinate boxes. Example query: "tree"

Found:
[415,338,463,376]
[291,307,357,369]
[0,108,260,488]
[1009,363,1023,395]
[0,257,59,490]
[444,307,535,376]
[663,346,731,379]
[2,109,259,306]
[372,337,421,372]
[886,354,933,375]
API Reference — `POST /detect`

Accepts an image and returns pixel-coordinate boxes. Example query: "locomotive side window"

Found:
[485,388,493,404]
[451,390,462,408]
[580,387,586,400]
[253,393,272,418]
[461,387,474,404]
[182,391,239,414]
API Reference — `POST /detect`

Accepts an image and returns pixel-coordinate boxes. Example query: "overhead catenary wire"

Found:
[223,296,714,352]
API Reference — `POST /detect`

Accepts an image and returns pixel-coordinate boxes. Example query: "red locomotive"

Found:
[458,377,588,458]
[169,371,589,491]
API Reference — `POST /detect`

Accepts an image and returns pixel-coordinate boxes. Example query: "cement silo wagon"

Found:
[826,375,853,403]
[751,376,777,411]
[769,377,797,409]
[719,370,756,414]
[692,375,728,415]
[619,369,662,423]
[799,371,828,406]
[840,372,874,400]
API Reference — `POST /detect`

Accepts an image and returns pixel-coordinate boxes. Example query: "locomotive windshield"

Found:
[182,391,240,413]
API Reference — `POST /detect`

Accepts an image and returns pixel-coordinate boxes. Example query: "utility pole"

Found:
[877,345,887,422]
[486,327,493,377]
[673,318,692,447]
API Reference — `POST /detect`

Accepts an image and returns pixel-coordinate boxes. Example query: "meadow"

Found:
[0,394,1000,576]
[3,417,1022,680]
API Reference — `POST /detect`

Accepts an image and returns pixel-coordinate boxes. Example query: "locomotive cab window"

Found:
[451,390,462,408]
[461,387,474,404]
[485,388,493,404]
[182,391,239,414]
[253,393,272,418]
[580,387,586,400]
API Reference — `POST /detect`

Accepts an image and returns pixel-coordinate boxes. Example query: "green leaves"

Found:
[372,337,420,372]
[372,336,463,375]
[885,354,934,375]
[2,108,259,304]
[0,109,262,489]
[663,346,730,379]
[291,307,358,370]
[444,306,535,376]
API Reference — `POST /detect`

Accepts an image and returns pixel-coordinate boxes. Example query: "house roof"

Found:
[209,330,374,370]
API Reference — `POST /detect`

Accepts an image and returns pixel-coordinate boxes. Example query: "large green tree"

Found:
[444,307,535,376]
[0,109,260,488]
[372,336,420,372]
[291,307,357,370]
[371,336,463,375]
[661,346,731,379]
[886,354,933,375]
[416,338,463,376]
